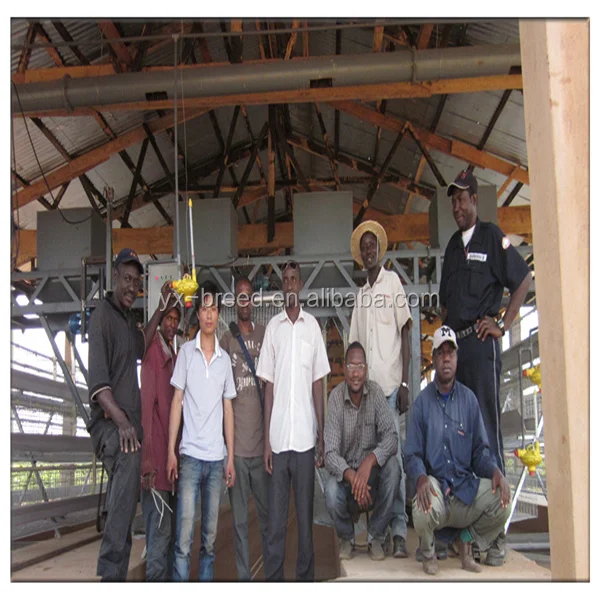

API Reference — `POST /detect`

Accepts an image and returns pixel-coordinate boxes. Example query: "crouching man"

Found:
[324,342,400,562]
[405,326,511,576]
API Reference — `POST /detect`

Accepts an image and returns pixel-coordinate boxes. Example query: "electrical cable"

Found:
[12,80,93,226]
[11,115,20,272]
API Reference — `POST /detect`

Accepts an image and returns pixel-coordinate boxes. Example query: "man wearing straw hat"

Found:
[348,220,412,559]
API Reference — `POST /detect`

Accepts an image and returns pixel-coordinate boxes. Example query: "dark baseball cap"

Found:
[447,169,478,196]
[114,248,143,273]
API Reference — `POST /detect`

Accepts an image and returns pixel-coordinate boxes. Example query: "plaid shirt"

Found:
[324,379,398,482]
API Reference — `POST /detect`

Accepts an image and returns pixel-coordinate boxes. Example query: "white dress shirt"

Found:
[257,308,331,454]
[349,268,412,397]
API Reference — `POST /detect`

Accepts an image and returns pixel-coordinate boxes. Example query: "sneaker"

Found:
[422,555,439,576]
[392,535,409,558]
[339,538,353,561]
[369,539,386,561]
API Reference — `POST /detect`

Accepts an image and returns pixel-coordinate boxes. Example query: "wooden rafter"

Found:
[314,103,341,190]
[288,133,434,201]
[284,19,299,60]
[416,23,435,49]
[132,23,154,72]
[214,106,241,197]
[406,125,447,186]
[51,21,90,65]
[496,163,522,200]
[13,108,208,210]
[121,139,149,227]
[36,23,66,68]
[17,23,38,74]
[502,182,524,207]
[354,127,407,226]
[99,21,133,71]
[330,100,529,185]
[232,122,269,208]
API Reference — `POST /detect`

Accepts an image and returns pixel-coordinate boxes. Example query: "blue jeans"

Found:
[173,454,224,582]
[387,388,407,539]
[141,489,176,581]
[325,457,400,542]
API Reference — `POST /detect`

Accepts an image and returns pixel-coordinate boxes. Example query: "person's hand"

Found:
[315,436,325,468]
[476,316,503,341]
[264,440,273,475]
[416,474,437,514]
[491,468,511,508]
[397,386,409,414]
[159,281,179,313]
[167,452,178,484]
[225,459,236,488]
[141,471,156,492]
[116,417,140,453]
[352,459,373,509]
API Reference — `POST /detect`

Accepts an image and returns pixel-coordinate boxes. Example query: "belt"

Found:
[455,324,476,339]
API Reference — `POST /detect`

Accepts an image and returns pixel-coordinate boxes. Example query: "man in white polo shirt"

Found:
[257,260,331,581]
[166,281,237,582]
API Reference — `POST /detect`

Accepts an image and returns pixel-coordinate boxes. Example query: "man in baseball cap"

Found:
[114,247,143,273]
[405,326,511,576]
[439,169,532,566]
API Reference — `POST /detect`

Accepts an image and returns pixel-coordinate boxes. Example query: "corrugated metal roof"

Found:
[12,18,532,244]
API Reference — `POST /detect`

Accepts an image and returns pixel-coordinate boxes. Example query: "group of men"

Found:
[87,169,532,580]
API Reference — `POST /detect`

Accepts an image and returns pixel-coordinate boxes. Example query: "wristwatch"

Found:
[496,317,506,336]
[400,381,409,390]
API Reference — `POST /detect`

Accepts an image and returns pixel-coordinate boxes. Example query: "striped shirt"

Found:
[324,379,398,482]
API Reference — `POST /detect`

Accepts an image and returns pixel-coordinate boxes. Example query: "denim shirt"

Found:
[405,379,498,506]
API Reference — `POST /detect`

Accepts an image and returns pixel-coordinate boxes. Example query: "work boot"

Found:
[392,535,409,558]
[338,538,353,561]
[456,539,482,573]
[369,539,385,561]
[484,532,506,566]
[422,554,439,575]
[416,538,448,562]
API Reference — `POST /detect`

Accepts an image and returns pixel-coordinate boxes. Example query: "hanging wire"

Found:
[12,80,93,225]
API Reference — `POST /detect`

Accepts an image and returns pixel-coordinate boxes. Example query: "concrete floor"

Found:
[336,526,551,581]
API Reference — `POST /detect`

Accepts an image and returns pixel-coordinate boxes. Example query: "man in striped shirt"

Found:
[324,341,400,562]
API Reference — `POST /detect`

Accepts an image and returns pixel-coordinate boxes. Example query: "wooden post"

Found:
[520,19,589,581]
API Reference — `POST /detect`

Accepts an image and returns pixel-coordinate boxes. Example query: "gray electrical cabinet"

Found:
[37,208,106,271]
[174,197,237,267]
[429,184,498,251]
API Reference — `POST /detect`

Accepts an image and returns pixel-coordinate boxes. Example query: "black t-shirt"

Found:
[439,218,531,331]
[87,292,145,439]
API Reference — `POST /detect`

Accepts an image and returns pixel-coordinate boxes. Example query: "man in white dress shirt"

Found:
[257,260,331,581]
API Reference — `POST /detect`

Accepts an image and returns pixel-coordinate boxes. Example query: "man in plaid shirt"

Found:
[324,341,400,562]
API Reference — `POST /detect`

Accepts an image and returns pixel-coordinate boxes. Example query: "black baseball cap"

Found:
[114,248,143,273]
[447,169,478,196]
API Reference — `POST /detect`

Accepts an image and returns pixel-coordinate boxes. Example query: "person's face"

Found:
[282,263,302,307]
[433,341,458,385]
[451,188,478,232]
[235,280,253,323]
[160,307,180,342]
[359,232,380,270]
[197,292,219,335]
[345,347,367,394]
[113,263,142,309]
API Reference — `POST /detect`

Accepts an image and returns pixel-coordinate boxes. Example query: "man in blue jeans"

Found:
[349,221,412,558]
[167,281,237,581]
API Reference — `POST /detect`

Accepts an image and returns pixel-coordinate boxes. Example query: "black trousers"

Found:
[90,419,141,581]
[456,333,504,473]
[265,448,315,582]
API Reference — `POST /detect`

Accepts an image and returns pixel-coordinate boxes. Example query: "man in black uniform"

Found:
[439,170,532,566]
[87,248,176,581]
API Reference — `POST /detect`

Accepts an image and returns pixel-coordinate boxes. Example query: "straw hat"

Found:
[350,220,388,268]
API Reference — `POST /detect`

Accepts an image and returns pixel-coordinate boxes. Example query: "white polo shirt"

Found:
[257,308,331,454]
[349,267,412,397]
[170,333,236,461]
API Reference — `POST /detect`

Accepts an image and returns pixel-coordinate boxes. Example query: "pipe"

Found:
[12,44,521,114]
